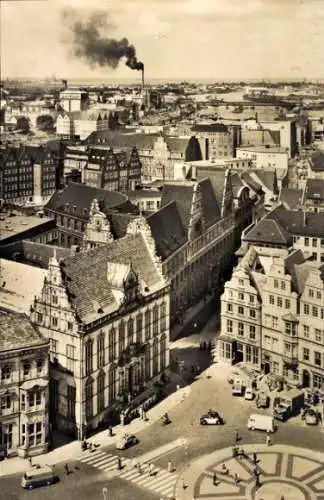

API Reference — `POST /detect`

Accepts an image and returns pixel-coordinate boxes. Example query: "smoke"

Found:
[62,9,144,72]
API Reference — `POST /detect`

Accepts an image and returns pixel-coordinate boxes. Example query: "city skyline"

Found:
[1,0,324,81]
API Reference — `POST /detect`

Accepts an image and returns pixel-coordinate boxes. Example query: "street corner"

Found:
[174,444,324,500]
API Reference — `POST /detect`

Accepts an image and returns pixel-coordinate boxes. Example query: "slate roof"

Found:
[293,261,324,295]
[109,213,139,239]
[284,250,307,294]
[253,170,277,193]
[199,178,222,226]
[279,188,303,210]
[191,123,228,133]
[61,233,164,321]
[87,131,159,151]
[22,242,71,268]
[266,208,324,238]
[165,137,189,155]
[241,172,264,194]
[231,172,245,198]
[310,151,324,172]
[194,167,227,208]
[303,178,324,202]
[244,219,292,246]
[147,202,187,260]
[161,183,195,231]
[45,183,132,219]
[0,309,47,353]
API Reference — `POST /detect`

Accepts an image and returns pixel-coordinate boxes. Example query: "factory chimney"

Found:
[62,79,68,90]
[142,68,145,90]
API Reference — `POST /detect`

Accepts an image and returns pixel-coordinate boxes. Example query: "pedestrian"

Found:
[253,467,259,477]
[137,463,142,474]
[221,463,228,474]
[232,446,238,457]
[239,448,245,459]
[149,463,154,476]
[253,452,257,464]
[213,471,217,485]
[117,457,122,470]
[255,475,261,490]
[181,477,187,489]
[266,433,271,446]
[64,463,70,475]
[168,460,172,473]
[234,472,239,485]
[235,429,239,444]
[120,411,125,426]
[108,425,113,437]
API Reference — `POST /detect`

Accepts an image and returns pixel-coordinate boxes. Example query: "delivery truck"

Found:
[273,389,305,421]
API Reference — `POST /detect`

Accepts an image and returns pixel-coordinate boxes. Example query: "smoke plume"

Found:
[63,10,144,72]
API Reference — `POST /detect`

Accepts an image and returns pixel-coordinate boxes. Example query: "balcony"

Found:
[282,354,298,367]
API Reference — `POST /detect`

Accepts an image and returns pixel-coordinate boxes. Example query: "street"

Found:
[1,314,324,499]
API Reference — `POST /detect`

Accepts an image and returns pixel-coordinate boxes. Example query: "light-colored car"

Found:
[304,409,318,425]
[245,387,254,400]
[115,433,138,450]
[200,410,224,425]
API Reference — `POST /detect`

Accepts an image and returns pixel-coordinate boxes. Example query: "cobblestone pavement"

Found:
[175,444,324,500]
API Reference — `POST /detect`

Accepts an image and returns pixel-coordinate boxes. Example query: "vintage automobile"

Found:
[200,410,224,425]
[115,433,138,450]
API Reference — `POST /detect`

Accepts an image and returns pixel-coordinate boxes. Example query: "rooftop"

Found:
[0,309,47,353]
[0,214,52,242]
[0,259,47,314]
[237,145,288,154]
[304,178,324,201]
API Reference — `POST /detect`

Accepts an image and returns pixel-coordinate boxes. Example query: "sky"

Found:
[1,0,324,81]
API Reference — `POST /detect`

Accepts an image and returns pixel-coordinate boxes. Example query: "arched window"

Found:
[160,334,167,372]
[97,372,105,413]
[118,321,125,355]
[85,377,93,420]
[127,318,134,346]
[152,338,159,376]
[97,332,105,368]
[108,327,116,362]
[85,340,93,375]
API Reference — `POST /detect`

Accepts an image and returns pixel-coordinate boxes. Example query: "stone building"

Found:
[30,235,170,438]
[191,123,236,160]
[218,246,324,391]
[0,308,49,458]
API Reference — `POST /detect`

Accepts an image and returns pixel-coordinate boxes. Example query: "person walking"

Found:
[235,429,239,444]
[266,432,271,446]
[234,473,239,485]
[108,425,113,437]
[149,463,154,476]
[221,463,228,474]
[137,463,142,474]
[253,452,258,465]
[213,471,217,486]
[168,460,172,473]
[64,463,70,475]
[117,457,122,471]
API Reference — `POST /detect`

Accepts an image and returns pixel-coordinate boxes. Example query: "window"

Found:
[23,363,30,377]
[285,322,297,336]
[67,321,73,331]
[304,304,310,315]
[97,334,105,368]
[317,291,322,300]
[269,295,275,305]
[285,299,291,309]
[36,359,43,374]
[277,297,282,307]
[160,302,166,332]
[227,303,233,313]
[66,344,75,372]
[281,281,286,290]
[315,329,322,342]
[238,322,244,337]
[249,325,256,339]
[1,395,11,410]
[303,325,310,338]
[52,294,58,305]
[274,279,278,288]
[52,317,58,327]
[119,321,125,354]
[238,292,244,301]
[309,288,314,298]
[37,312,43,323]
[97,373,105,413]
[312,306,318,317]
[314,351,322,367]
[28,423,35,447]
[246,345,252,362]
[50,338,57,353]
[305,237,309,247]
[1,366,11,380]
[249,309,256,319]
[226,319,233,334]
[85,378,93,420]
[272,316,278,329]
[249,295,255,304]
[85,340,93,375]
[238,279,244,287]
[152,305,159,336]
[312,238,317,247]
[35,389,41,406]
[108,327,116,362]
[145,310,151,341]
[238,306,244,315]
[303,348,309,361]
[67,385,75,419]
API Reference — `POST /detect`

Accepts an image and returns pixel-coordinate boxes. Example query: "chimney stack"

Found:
[141,68,145,90]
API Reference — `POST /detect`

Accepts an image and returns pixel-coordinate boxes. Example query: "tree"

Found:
[15,116,30,133]
[36,114,55,132]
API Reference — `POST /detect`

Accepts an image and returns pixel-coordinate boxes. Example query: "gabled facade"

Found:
[30,236,170,438]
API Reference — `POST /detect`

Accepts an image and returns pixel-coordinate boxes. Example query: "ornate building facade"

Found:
[0,309,49,458]
[30,234,170,438]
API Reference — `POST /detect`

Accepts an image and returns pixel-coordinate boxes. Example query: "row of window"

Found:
[21,422,43,447]
[302,325,324,343]
[303,348,323,367]
[303,303,324,318]
[226,319,256,339]
[269,295,291,309]
[303,237,324,248]
[0,389,42,412]
[1,359,44,381]
[226,303,257,318]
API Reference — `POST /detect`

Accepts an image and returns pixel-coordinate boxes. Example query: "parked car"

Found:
[304,409,319,425]
[21,466,58,490]
[200,410,224,425]
[115,434,138,450]
[256,391,270,409]
[232,379,244,396]
[244,387,254,400]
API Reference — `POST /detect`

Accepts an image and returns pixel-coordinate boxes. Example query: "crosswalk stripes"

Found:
[77,449,131,472]
[119,463,178,498]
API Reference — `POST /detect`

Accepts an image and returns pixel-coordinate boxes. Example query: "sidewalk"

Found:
[0,382,191,478]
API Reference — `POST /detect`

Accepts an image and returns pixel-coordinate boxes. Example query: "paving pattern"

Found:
[176,444,324,500]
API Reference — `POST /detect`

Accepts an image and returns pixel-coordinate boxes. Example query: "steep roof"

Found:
[0,309,47,353]
[230,172,245,198]
[87,131,159,151]
[310,151,324,172]
[194,167,227,208]
[109,212,139,239]
[161,183,194,231]
[252,170,278,193]
[45,183,132,219]
[147,202,187,260]
[198,178,222,225]
[61,233,164,321]
[165,137,189,155]
[279,188,303,210]
[241,172,264,194]
[303,178,324,202]
[244,219,292,246]
[266,208,324,238]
